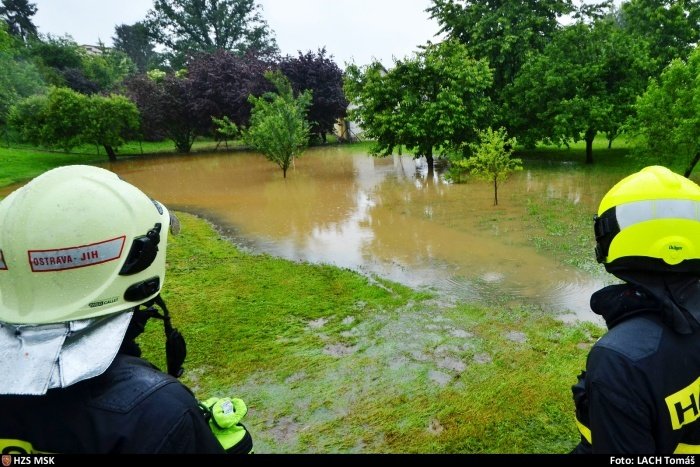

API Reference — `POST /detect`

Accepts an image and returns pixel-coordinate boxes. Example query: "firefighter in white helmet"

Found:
[0,165,250,453]
[573,166,700,453]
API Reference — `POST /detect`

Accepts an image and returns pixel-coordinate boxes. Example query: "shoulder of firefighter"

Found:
[573,313,700,454]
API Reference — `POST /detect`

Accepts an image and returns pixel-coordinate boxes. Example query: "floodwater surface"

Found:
[89,146,622,322]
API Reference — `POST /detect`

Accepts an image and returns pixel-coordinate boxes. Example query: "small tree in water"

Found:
[246,71,311,178]
[455,127,522,206]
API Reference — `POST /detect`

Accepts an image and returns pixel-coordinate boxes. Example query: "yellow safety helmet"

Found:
[594,165,700,274]
[0,165,178,324]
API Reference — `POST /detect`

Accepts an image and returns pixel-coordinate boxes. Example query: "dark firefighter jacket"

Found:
[573,282,700,453]
[0,354,225,454]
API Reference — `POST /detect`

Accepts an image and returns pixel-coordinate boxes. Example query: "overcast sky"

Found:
[31,0,441,67]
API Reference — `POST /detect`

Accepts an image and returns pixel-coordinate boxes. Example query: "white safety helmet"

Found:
[0,165,176,324]
[0,165,180,395]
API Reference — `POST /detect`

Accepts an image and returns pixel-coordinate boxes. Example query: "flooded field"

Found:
[90,146,623,321]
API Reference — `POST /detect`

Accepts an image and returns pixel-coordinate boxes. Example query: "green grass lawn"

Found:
[0,146,102,187]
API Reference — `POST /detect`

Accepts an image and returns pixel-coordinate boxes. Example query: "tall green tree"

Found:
[427,0,573,91]
[113,22,161,73]
[507,20,654,163]
[345,39,492,173]
[146,0,278,64]
[245,71,311,178]
[452,127,522,206]
[620,0,700,71]
[632,45,700,177]
[0,0,36,42]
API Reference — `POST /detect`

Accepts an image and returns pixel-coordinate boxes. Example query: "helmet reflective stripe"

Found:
[28,237,126,272]
[616,199,700,229]
[596,199,700,264]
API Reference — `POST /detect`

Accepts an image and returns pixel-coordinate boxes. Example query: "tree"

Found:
[631,45,700,177]
[8,87,139,159]
[83,94,140,161]
[124,73,164,141]
[7,92,45,141]
[80,46,136,92]
[427,0,573,91]
[245,71,311,178]
[278,48,348,142]
[0,23,44,126]
[345,39,492,173]
[0,55,43,125]
[211,115,238,147]
[453,127,521,206]
[0,0,36,42]
[146,0,278,64]
[28,34,83,71]
[28,36,136,94]
[113,22,161,73]
[620,0,700,72]
[60,67,99,95]
[31,86,86,151]
[187,49,271,134]
[125,73,201,152]
[507,20,654,163]
[27,35,86,88]
[9,86,86,151]
[153,73,200,152]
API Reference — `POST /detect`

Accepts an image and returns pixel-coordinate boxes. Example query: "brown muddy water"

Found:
[4,146,622,322]
[104,145,623,322]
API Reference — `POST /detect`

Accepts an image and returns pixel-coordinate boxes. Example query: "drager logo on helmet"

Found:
[28,236,126,272]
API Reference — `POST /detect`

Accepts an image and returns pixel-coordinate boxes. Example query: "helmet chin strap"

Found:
[136,295,187,378]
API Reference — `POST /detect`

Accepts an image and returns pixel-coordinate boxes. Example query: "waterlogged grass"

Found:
[513,142,644,275]
[138,213,599,453]
[524,196,600,274]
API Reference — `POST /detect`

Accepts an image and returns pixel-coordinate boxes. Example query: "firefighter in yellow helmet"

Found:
[0,166,250,454]
[573,165,700,453]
